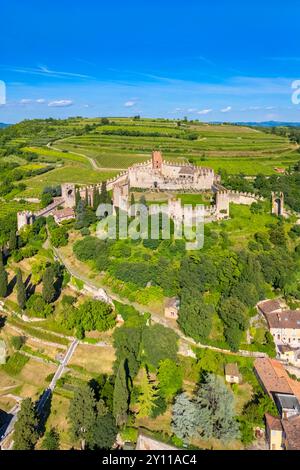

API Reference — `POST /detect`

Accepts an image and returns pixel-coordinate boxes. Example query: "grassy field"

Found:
[21,164,118,197]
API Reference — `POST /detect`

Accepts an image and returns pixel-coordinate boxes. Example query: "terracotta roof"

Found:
[53,207,75,220]
[257,299,282,315]
[255,358,300,403]
[265,310,300,330]
[225,363,240,377]
[265,413,283,432]
[281,415,300,450]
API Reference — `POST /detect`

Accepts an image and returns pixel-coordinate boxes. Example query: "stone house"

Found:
[225,363,242,384]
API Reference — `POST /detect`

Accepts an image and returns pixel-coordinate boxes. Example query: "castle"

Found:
[17,151,263,230]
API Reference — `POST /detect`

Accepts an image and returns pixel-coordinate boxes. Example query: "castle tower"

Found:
[152,150,163,170]
[17,211,34,231]
[272,192,284,217]
[215,191,229,217]
[61,183,76,208]
[113,183,129,212]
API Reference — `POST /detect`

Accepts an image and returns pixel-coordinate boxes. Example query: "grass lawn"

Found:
[21,164,118,197]
[68,344,115,375]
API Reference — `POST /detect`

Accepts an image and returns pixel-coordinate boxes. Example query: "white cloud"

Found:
[36,98,46,103]
[188,108,197,112]
[20,99,32,104]
[124,100,136,107]
[48,99,73,107]
[221,106,232,113]
[197,109,212,115]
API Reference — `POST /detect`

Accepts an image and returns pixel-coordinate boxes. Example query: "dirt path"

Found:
[47,140,126,172]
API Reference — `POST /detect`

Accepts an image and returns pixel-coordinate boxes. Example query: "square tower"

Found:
[152,150,163,170]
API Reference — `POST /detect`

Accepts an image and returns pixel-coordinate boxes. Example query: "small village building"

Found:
[225,363,242,384]
[254,358,300,402]
[277,344,300,365]
[275,393,300,419]
[164,297,180,320]
[281,415,300,450]
[257,299,283,317]
[264,310,300,348]
[265,413,284,450]
[52,207,75,224]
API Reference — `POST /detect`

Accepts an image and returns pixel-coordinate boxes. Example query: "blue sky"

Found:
[1,0,300,123]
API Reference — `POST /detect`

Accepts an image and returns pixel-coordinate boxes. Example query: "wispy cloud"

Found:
[19,98,46,105]
[48,99,74,107]
[197,109,212,115]
[221,106,232,113]
[2,65,93,80]
[124,100,136,107]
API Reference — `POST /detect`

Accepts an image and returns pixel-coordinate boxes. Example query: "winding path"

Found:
[47,140,126,172]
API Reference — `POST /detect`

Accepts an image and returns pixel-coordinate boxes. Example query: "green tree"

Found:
[0,252,8,297]
[178,290,213,343]
[13,398,38,450]
[157,359,183,401]
[142,324,178,368]
[16,268,26,310]
[42,266,56,303]
[218,297,248,351]
[9,230,17,251]
[41,427,60,450]
[99,181,110,204]
[87,413,117,450]
[113,359,129,427]
[195,373,240,441]
[113,326,142,378]
[137,368,158,418]
[172,393,199,441]
[68,383,96,450]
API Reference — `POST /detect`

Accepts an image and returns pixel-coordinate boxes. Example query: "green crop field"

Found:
[51,118,297,175]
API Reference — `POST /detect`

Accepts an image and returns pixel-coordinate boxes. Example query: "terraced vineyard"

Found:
[53,118,298,175]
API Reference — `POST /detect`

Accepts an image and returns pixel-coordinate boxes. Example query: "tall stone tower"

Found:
[272,192,284,217]
[152,151,163,170]
[61,183,76,208]
[216,190,229,217]
[17,211,34,231]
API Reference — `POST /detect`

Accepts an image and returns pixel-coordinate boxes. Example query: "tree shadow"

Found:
[0,315,6,330]
[7,274,16,296]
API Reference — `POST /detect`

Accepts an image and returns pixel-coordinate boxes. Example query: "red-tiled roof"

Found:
[282,416,300,450]
[265,413,283,432]
[265,310,300,330]
[257,299,282,315]
[254,358,299,399]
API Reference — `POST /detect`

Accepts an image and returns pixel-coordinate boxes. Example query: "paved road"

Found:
[0,339,78,449]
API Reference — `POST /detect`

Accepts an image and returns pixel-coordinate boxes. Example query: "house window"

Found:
[277,334,280,340]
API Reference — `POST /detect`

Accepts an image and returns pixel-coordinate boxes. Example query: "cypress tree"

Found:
[75,188,81,206]
[9,230,17,251]
[99,181,109,204]
[13,398,38,450]
[68,383,96,450]
[0,251,8,298]
[16,268,26,310]
[113,359,129,427]
[42,266,56,303]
